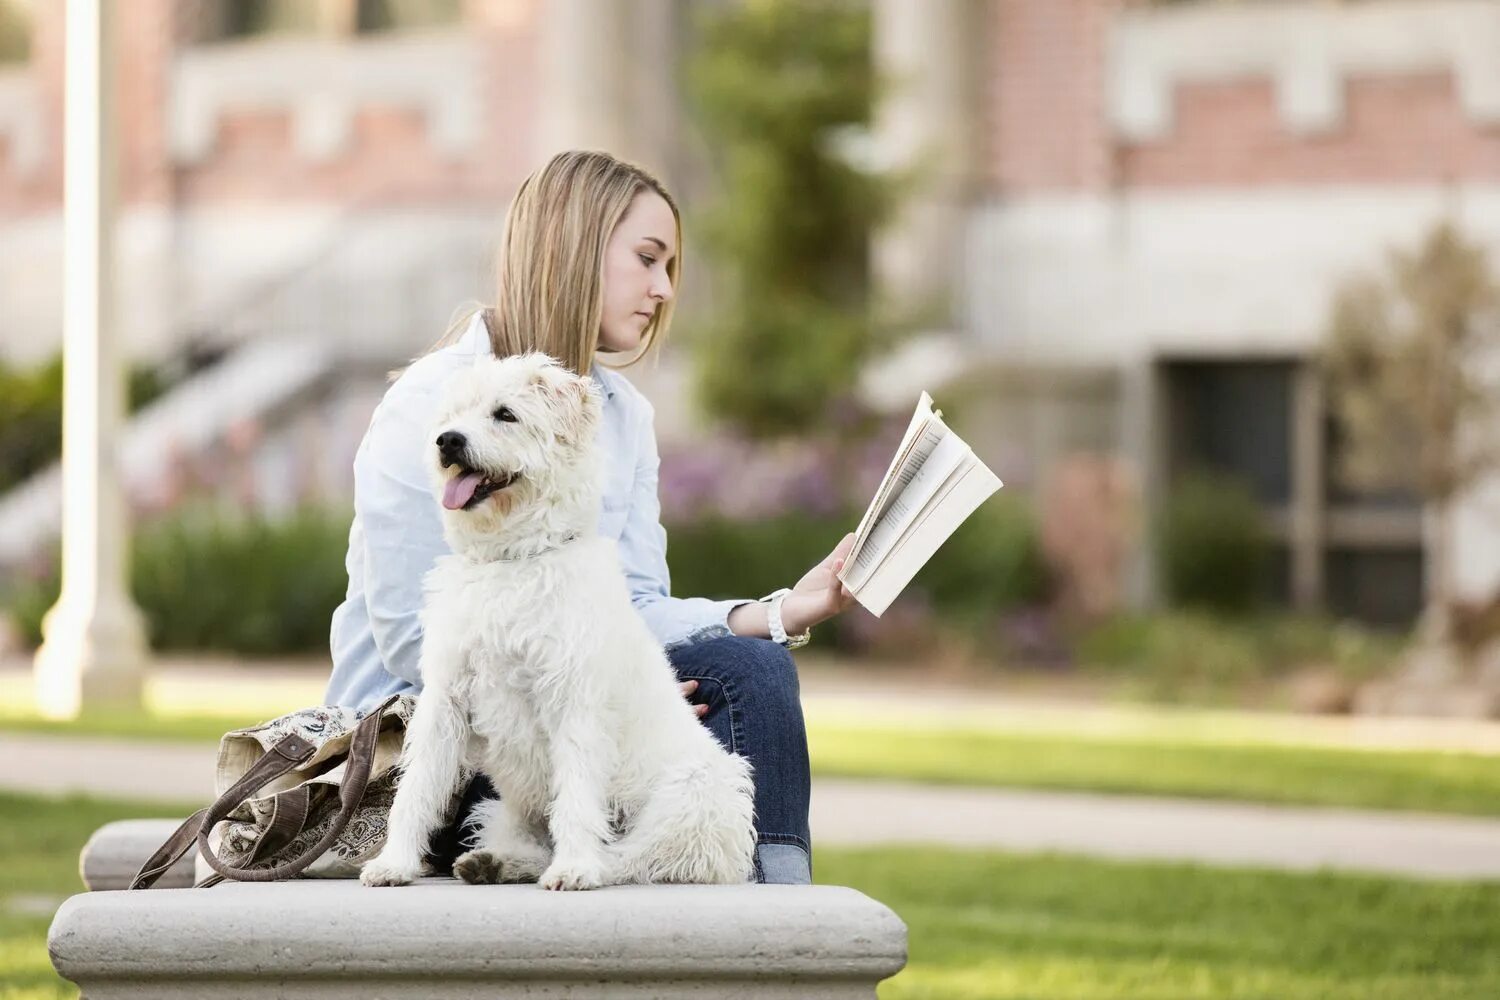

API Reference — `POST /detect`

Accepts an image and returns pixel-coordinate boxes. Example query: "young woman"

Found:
[325,150,858,885]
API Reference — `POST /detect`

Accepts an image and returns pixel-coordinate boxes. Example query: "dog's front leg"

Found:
[538,709,614,891]
[360,685,468,887]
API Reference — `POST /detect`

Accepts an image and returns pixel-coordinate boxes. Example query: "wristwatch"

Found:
[760,588,812,649]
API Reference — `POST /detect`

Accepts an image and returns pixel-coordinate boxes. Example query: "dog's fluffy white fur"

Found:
[359,352,756,891]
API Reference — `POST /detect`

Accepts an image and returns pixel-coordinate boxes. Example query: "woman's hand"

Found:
[779,532,858,637]
[680,679,709,718]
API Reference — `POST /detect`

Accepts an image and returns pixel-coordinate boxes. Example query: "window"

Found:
[186,0,461,45]
[1325,547,1424,627]
[1163,360,1293,505]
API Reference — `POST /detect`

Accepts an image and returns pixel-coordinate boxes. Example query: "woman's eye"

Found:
[493,406,517,423]
[638,253,656,267]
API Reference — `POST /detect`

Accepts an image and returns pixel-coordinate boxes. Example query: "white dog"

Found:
[359,352,756,891]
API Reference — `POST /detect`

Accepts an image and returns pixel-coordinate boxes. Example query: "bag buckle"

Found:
[272,734,315,761]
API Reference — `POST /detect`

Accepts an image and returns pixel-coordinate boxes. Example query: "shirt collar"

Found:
[588,363,618,401]
[462,311,617,401]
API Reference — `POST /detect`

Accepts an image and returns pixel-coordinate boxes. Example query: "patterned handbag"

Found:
[130,694,418,888]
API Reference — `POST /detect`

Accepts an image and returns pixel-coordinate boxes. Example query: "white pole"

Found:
[871,0,977,328]
[34,0,149,719]
[540,0,632,159]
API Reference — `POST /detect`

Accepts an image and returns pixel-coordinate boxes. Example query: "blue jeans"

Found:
[428,636,813,884]
[668,636,813,884]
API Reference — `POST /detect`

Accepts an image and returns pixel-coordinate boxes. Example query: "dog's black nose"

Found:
[436,430,467,464]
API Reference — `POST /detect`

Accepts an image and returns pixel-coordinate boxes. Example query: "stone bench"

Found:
[54,819,908,999]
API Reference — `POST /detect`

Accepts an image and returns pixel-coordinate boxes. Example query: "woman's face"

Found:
[598,191,677,354]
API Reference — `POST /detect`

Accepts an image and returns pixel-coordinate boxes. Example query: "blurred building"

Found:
[2,0,1499,623]
[931,0,1500,624]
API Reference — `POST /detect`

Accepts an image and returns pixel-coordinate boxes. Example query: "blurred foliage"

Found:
[0,355,168,494]
[0,0,27,64]
[1323,222,1500,623]
[686,0,897,439]
[1078,611,1403,705]
[1324,222,1500,503]
[5,505,350,656]
[665,511,853,604]
[354,0,461,32]
[1157,472,1269,615]
[908,491,1050,622]
[221,0,320,35]
[1081,612,1261,704]
[664,493,1049,654]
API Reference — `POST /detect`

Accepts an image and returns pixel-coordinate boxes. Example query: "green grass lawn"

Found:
[5,790,1500,1000]
[0,708,255,744]
[0,792,191,1000]
[809,724,1500,816]
[819,847,1500,999]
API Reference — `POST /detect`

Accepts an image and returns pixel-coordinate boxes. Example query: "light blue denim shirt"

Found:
[325,313,754,712]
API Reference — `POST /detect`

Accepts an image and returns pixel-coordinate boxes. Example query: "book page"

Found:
[843,431,970,590]
[854,457,1003,616]
[845,393,936,564]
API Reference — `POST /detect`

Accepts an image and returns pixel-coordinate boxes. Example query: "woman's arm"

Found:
[726,531,856,639]
[352,382,450,687]
[617,397,855,647]
[616,399,759,649]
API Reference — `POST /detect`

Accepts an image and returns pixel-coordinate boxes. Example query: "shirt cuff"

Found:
[662,597,758,651]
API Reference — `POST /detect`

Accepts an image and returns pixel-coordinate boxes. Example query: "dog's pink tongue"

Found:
[443,471,484,510]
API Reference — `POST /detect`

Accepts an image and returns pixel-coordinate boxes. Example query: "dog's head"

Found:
[428,352,604,558]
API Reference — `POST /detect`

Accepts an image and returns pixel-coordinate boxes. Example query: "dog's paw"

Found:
[539,857,606,892]
[359,856,420,887]
[454,849,503,885]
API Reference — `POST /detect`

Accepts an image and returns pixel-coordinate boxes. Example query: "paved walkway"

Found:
[6,730,1500,881]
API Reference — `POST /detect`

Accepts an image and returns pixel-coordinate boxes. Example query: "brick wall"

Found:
[0,0,542,217]
[0,0,60,217]
[1121,73,1500,188]
[982,0,1500,194]
[985,0,1118,194]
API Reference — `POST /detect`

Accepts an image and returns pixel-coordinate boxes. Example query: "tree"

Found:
[1322,222,1500,644]
[686,0,896,439]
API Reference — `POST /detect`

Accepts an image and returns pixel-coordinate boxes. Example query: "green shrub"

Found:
[5,495,1050,659]
[0,355,168,494]
[665,512,855,606]
[1079,611,1260,704]
[1076,611,1405,703]
[665,494,1048,654]
[1157,473,1269,614]
[686,0,897,438]
[2,556,59,648]
[1257,613,1405,682]
[2,505,351,655]
[132,505,350,654]
[665,498,1048,617]
[912,491,1050,623]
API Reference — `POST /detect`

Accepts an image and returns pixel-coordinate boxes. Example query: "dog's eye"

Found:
[492,406,518,423]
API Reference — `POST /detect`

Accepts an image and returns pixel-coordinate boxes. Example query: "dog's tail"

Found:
[610,752,756,885]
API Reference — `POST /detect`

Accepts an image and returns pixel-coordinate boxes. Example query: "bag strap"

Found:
[129,696,397,889]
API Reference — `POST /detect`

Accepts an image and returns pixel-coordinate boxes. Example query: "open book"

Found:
[836,392,1003,617]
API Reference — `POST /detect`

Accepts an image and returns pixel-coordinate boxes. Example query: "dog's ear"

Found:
[530,366,602,446]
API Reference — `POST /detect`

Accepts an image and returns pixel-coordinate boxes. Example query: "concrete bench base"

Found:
[56,821,908,998]
[80,820,197,891]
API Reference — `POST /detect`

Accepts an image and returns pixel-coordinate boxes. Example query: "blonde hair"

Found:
[411,150,682,379]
